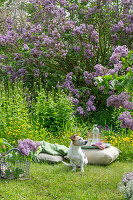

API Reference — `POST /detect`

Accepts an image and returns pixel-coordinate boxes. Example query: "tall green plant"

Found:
[0,81,31,142]
[32,88,75,134]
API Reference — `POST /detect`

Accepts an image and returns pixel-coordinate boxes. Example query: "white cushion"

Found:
[82,146,120,165]
[38,153,63,163]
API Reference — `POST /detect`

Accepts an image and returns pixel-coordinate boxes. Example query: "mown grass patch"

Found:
[0,161,132,200]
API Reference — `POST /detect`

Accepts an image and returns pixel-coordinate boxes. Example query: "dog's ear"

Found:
[70,134,78,141]
[70,135,75,141]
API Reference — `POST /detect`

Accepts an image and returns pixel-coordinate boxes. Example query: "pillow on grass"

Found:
[38,153,63,163]
[82,146,120,165]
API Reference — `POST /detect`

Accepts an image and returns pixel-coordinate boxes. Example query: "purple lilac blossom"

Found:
[84,43,94,59]
[85,7,96,19]
[111,34,118,43]
[76,106,84,115]
[61,20,76,32]
[122,0,132,5]
[110,45,129,64]
[68,3,78,11]
[90,30,99,43]
[86,90,90,95]
[84,71,94,85]
[66,72,73,80]
[111,20,124,33]
[118,111,133,130]
[18,139,41,156]
[72,98,79,105]
[107,92,133,110]
[87,25,94,31]
[86,96,96,112]
[105,125,109,131]
[94,64,107,76]
[18,68,27,77]
[23,44,29,50]
[33,69,39,78]
[122,171,133,186]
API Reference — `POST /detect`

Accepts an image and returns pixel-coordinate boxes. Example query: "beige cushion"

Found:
[82,146,120,165]
[38,153,63,163]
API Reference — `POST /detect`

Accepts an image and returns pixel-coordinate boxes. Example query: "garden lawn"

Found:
[0,161,132,200]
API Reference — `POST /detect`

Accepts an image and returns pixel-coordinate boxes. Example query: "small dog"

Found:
[62,134,88,172]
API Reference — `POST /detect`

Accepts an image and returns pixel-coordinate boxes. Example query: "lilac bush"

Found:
[0,0,132,125]
[0,0,132,83]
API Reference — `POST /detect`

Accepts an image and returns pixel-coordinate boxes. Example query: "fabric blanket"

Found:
[33,141,68,161]
[92,141,106,150]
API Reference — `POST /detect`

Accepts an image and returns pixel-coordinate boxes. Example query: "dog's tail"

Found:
[62,161,72,167]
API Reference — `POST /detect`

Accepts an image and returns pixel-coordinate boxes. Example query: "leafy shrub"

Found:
[31,88,75,134]
[96,50,133,130]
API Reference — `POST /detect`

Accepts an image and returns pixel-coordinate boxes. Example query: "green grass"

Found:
[0,161,132,200]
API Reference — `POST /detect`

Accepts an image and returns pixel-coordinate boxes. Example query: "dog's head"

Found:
[70,134,87,146]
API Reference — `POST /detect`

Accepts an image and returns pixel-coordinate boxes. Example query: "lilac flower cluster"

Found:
[84,71,94,85]
[119,171,133,199]
[68,3,78,11]
[72,24,87,36]
[61,20,76,32]
[63,72,97,115]
[110,45,129,64]
[76,106,84,115]
[110,8,133,47]
[0,30,18,46]
[72,98,79,105]
[0,65,28,81]
[84,43,94,59]
[90,30,99,43]
[18,68,27,77]
[84,65,107,91]
[122,171,133,186]
[94,64,107,76]
[86,95,96,111]
[63,72,80,98]
[84,7,96,18]
[111,20,124,33]
[33,69,40,78]
[122,0,132,6]
[107,92,133,110]
[18,139,41,156]
[113,61,123,72]
[118,111,133,130]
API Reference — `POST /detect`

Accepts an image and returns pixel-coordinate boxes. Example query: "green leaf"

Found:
[121,57,125,63]
[96,76,103,83]
[110,80,116,89]
[0,138,3,145]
